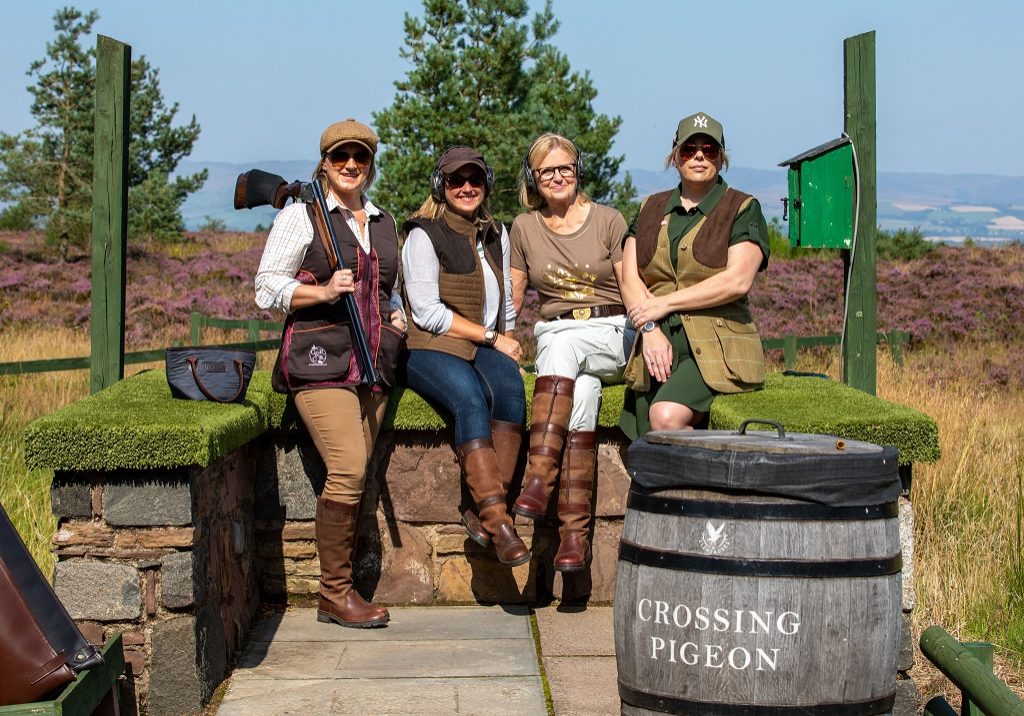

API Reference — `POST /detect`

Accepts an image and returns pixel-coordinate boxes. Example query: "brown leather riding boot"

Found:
[458,438,531,566]
[513,376,575,519]
[315,497,389,628]
[461,419,523,547]
[553,431,596,572]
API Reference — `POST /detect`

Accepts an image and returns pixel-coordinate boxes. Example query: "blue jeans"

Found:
[404,347,525,445]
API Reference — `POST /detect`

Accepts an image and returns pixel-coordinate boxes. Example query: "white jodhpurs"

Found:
[533,316,632,431]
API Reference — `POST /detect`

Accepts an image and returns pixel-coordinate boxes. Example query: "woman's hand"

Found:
[494,333,523,364]
[322,269,355,303]
[642,328,673,384]
[389,309,407,331]
[628,294,670,328]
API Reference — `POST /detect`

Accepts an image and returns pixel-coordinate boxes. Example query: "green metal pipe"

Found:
[923,696,958,716]
[920,625,1024,716]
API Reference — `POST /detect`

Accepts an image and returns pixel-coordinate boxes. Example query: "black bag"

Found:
[165,347,256,403]
[0,503,102,706]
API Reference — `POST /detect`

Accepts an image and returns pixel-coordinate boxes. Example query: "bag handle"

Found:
[186,357,246,403]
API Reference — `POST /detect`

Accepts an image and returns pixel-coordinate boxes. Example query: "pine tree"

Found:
[0,7,207,259]
[372,0,636,225]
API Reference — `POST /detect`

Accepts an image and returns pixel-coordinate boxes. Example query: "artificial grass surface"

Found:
[710,373,940,464]
[25,370,938,471]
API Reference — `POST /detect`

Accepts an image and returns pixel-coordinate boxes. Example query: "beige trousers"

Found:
[294,386,389,503]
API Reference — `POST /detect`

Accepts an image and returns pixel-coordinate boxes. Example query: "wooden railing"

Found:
[920,626,1024,716]
[0,313,910,377]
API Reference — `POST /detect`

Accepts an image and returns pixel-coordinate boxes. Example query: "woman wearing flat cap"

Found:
[620,112,769,437]
[255,118,406,628]
[401,145,531,567]
[509,133,630,572]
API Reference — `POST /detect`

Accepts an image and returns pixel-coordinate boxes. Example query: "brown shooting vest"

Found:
[403,212,506,361]
[272,204,404,393]
[633,187,766,393]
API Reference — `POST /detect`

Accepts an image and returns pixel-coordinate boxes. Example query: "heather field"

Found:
[1,230,1023,703]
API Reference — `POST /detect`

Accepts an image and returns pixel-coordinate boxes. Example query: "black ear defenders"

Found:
[430,147,495,203]
[522,138,585,193]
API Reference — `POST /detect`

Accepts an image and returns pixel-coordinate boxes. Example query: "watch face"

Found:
[642,321,657,333]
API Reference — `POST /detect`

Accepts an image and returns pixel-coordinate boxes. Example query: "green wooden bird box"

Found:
[779,137,854,249]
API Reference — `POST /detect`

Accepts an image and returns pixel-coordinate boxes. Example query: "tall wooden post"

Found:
[842,31,877,394]
[90,36,130,393]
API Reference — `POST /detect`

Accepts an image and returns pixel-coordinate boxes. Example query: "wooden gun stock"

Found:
[233,169,303,210]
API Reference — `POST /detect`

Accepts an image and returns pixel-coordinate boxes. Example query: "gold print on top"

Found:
[544,262,597,300]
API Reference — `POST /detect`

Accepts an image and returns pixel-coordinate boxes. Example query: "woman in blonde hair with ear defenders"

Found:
[509,133,631,573]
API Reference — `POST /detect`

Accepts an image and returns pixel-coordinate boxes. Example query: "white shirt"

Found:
[402,223,516,334]
[254,192,402,316]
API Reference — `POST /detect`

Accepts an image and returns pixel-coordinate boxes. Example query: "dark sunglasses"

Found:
[678,143,720,161]
[444,172,485,189]
[327,148,372,166]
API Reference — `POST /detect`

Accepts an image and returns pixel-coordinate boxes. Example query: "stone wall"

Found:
[51,448,260,716]
[252,430,632,607]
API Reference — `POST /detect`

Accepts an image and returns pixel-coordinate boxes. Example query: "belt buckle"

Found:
[572,307,592,320]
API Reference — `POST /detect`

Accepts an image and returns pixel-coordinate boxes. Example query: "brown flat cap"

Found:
[320,118,378,156]
[437,145,488,174]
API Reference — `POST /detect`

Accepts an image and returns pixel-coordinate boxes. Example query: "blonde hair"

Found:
[519,133,590,211]
[663,141,730,172]
[406,194,495,231]
[313,148,378,196]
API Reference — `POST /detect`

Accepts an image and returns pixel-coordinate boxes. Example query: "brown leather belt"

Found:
[553,304,626,321]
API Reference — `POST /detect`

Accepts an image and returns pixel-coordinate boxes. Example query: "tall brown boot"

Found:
[513,376,575,519]
[315,497,389,628]
[553,431,596,572]
[461,419,523,547]
[458,438,531,566]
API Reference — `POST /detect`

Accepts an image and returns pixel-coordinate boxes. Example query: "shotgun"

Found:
[234,169,379,386]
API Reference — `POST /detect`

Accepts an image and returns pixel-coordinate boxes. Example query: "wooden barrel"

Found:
[614,421,903,715]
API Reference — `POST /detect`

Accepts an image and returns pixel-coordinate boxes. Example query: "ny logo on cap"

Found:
[694,115,709,128]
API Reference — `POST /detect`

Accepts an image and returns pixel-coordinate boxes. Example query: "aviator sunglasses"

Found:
[444,172,486,189]
[678,142,721,161]
[327,148,372,166]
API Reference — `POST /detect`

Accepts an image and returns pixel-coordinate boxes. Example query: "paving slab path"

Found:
[218,606,549,716]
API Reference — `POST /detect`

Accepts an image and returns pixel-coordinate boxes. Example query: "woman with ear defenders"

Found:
[401,145,531,567]
[509,133,630,572]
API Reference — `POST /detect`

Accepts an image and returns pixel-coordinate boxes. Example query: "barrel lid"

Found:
[627,419,901,507]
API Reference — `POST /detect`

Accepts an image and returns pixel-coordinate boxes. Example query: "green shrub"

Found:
[876,226,935,261]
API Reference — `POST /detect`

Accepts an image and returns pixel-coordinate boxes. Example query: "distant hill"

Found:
[179,160,1024,243]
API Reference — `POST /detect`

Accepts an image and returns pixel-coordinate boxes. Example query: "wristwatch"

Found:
[483,329,498,346]
[641,321,658,333]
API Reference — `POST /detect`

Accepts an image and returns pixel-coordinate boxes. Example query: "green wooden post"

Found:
[191,311,204,345]
[962,642,995,716]
[842,31,878,395]
[783,335,798,371]
[89,36,131,394]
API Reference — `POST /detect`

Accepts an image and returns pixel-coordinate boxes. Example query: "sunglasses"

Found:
[327,148,372,166]
[678,143,720,161]
[534,164,577,182]
[444,172,486,189]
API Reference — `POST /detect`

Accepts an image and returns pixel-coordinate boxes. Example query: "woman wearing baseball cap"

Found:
[255,118,406,628]
[401,146,531,567]
[619,112,769,436]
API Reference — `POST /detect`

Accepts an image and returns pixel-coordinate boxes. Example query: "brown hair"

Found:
[519,133,590,211]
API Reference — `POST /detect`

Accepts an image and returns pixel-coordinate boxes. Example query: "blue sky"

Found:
[1,0,1020,176]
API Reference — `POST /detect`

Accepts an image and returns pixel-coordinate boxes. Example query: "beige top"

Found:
[509,202,627,319]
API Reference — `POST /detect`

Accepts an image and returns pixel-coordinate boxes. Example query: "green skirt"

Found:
[619,321,716,440]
